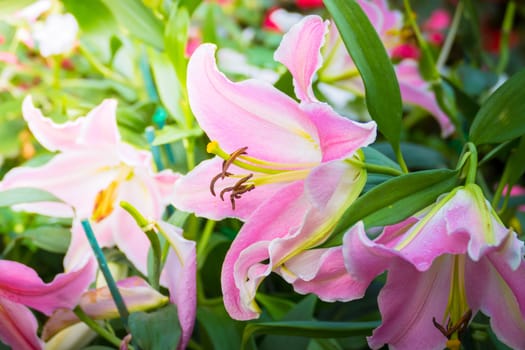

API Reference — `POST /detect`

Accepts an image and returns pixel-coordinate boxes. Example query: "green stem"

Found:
[465,143,478,185]
[404,0,461,133]
[81,220,130,329]
[197,219,216,263]
[52,56,61,89]
[78,44,130,85]
[496,1,516,75]
[346,158,403,177]
[120,201,162,290]
[436,2,464,70]
[492,166,509,210]
[394,145,409,173]
[73,306,123,348]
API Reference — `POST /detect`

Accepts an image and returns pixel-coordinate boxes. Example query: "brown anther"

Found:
[209,146,250,200]
[222,146,248,174]
[210,171,232,196]
[432,309,472,340]
[219,174,254,209]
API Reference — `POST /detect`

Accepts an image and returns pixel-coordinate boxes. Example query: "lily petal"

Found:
[274,15,328,102]
[368,256,450,350]
[0,298,43,350]
[187,43,321,164]
[158,221,196,350]
[283,247,369,301]
[0,259,95,316]
[0,149,119,218]
[221,181,309,320]
[302,103,376,162]
[172,157,285,221]
[466,235,525,349]
[23,96,120,152]
[396,61,454,137]
[42,277,168,341]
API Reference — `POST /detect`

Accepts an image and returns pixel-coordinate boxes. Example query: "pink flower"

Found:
[0,259,94,350]
[344,184,525,349]
[172,37,375,221]
[0,96,179,275]
[423,9,451,46]
[292,2,453,137]
[158,220,197,350]
[173,17,376,319]
[42,277,169,342]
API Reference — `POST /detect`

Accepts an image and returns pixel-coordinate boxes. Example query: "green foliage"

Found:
[324,0,402,149]
[100,0,164,49]
[325,169,460,247]
[0,188,65,207]
[129,304,182,350]
[470,69,525,144]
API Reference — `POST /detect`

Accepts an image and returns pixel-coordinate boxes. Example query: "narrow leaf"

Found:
[324,0,402,148]
[324,169,459,247]
[164,5,190,84]
[152,126,203,146]
[148,50,185,125]
[129,304,181,350]
[470,69,525,144]
[504,137,525,188]
[100,0,164,49]
[241,321,379,350]
[0,188,64,207]
[22,226,71,253]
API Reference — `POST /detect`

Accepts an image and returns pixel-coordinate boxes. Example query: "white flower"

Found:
[33,13,78,57]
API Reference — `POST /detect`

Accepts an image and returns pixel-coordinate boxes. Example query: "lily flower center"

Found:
[207,141,319,209]
[432,255,472,347]
[92,166,134,222]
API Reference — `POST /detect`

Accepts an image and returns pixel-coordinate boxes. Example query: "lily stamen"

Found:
[210,171,233,196]
[210,146,250,197]
[222,146,248,174]
[219,174,255,210]
[432,309,472,347]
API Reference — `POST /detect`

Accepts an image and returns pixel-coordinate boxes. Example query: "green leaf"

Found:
[148,50,185,125]
[62,0,118,61]
[152,126,203,146]
[177,0,203,15]
[324,169,459,247]
[164,5,190,84]
[504,137,525,188]
[242,321,379,350]
[0,188,65,207]
[129,304,181,350]
[324,0,402,148]
[255,294,295,321]
[197,305,242,350]
[100,0,164,49]
[22,226,71,253]
[258,295,317,350]
[469,69,525,145]
[372,143,448,170]
[362,146,401,171]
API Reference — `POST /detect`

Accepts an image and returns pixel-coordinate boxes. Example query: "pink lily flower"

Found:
[343,184,525,349]
[0,258,94,350]
[42,277,169,342]
[172,36,376,220]
[222,161,371,320]
[0,96,179,275]
[158,220,197,350]
[173,17,376,319]
[291,1,453,137]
